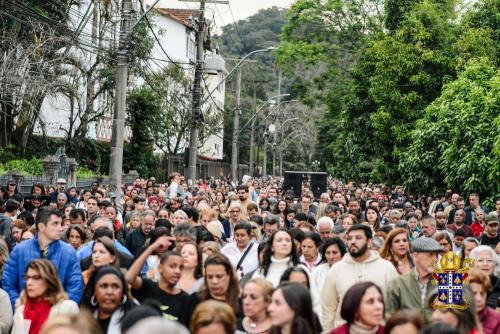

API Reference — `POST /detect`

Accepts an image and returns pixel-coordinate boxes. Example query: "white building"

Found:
[36,0,121,142]
[146,7,226,160]
[36,1,226,161]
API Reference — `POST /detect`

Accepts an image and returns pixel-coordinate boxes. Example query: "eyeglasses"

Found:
[488,223,499,227]
[439,242,450,246]
[24,274,42,281]
[8,183,16,186]
[230,210,240,213]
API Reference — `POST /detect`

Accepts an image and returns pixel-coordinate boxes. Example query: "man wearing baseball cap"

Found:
[480,213,500,247]
[385,237,443,321]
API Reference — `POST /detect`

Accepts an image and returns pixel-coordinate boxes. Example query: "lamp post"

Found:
[264,123,276,177]
[230,47,277,184]
[276,117,299,175]
[246,94,290,176]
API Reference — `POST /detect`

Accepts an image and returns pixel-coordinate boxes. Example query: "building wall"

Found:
[35,0,119,142]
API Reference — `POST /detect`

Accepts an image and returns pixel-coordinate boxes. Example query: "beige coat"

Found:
[321,251,398,332]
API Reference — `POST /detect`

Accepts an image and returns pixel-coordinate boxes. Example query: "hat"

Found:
[486,213,499,225]
[108,192,116,199]
[411,237,443,253]
[206,221,222,240]
[7,179,16,185]
[56,178,67,184]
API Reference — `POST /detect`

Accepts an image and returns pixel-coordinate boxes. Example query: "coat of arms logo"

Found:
[431,251,474,310]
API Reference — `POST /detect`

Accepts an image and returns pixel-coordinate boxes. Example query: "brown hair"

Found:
[84,237,120,286]
[11,219,28,233]
[467,268,492,293]
[379,228,413,274]
[190,300,236,334]
[383,310,425,334]
[340,282,384,324]
[22,259,67,305]
[198,253,240,311]
[433,232,453,250]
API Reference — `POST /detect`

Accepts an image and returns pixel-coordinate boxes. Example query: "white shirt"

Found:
[221,241,259,280]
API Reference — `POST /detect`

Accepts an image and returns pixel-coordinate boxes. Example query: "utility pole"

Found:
[230,67,242,184]
[249,83,256,176]
[184,0,228,183]
[186,0,206,184]
[108,0,132,197]
[272,70,281,176]
[263,132,268,177]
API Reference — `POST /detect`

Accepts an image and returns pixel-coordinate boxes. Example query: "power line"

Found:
[227,2,246,49]
[138,0,195,70]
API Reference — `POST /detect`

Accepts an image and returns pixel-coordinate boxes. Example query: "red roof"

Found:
[155,8,198,28]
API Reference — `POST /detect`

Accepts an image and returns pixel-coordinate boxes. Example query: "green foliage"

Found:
[0,158,43,176]
[76,166,95,178]
[400,58,500,198]
[125,85,161,176]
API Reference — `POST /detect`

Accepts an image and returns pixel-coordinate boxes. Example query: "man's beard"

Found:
[349,242,369,258]
[239,196,246,201]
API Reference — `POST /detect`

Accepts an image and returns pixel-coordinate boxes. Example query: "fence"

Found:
[0,175,106,195]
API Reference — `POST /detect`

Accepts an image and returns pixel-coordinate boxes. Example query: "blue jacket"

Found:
[222,220,231,239]
[1,237,83,308]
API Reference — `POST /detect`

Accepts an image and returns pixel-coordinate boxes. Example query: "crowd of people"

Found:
[0,174,499,334]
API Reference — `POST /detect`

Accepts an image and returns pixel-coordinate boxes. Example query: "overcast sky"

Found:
[147,0,295,31]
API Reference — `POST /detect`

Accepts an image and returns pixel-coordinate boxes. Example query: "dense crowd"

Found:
[0,174,499,334]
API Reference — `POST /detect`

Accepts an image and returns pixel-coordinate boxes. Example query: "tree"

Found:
[399,58,499,199]
[277,0,385,176]
[0,0,74,154]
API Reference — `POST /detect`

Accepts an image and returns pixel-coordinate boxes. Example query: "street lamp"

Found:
[271,117,300,176]
[229,46,277,184]
[239,94,290,134]
[203,46,277,106]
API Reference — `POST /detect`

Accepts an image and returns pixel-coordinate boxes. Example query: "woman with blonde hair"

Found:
[379,228,414,275]
[125,211,142,232]
[201,241,221,257]
[238,278,274,334]
[199,208,217,227]
[190,300,236,334]
[13,259,79,334]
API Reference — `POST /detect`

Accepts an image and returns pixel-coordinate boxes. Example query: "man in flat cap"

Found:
[385,237,443,321]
